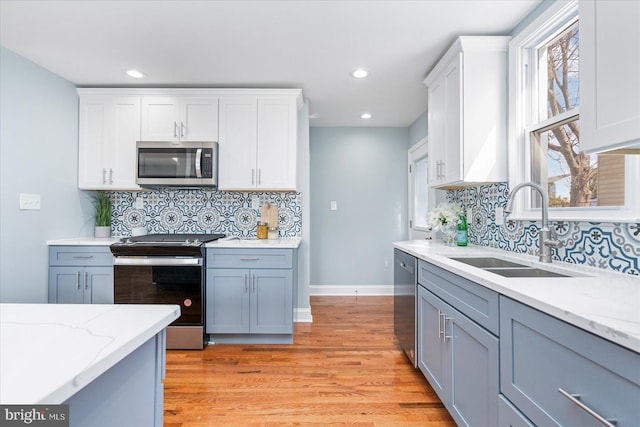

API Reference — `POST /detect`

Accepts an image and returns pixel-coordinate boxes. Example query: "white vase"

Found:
[94,226,111,238]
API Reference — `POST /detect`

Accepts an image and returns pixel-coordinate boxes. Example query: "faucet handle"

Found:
[544,237,563,249]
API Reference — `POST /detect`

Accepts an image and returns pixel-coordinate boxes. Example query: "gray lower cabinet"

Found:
[48,246,114,304]
[205,248,295,342]
[417,260,499,427]
[500,296,640,427]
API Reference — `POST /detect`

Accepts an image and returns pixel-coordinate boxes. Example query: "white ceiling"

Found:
[0,0,541,127]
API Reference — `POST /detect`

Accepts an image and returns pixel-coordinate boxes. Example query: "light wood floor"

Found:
[164,296,455,426]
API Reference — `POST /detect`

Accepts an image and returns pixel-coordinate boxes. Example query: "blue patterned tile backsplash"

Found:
[109,189,302,238]
[447,183,640,276]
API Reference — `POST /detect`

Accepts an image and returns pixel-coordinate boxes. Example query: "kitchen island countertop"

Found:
[394,240,640,354]
[0,303,179,404]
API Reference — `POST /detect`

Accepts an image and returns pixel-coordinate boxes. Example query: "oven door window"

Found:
[114,265,202,325]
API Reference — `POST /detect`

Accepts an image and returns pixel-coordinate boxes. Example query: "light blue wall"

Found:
[408,110,428,146]
[0,47,93,302]
[309,127,409,289]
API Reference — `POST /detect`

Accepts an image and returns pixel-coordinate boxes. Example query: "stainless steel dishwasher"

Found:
[394,248,417,367]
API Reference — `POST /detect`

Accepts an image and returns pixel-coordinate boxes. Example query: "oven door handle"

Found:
[113,257,203,266]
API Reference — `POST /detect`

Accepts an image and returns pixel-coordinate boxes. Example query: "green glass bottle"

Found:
[457,213,468,246]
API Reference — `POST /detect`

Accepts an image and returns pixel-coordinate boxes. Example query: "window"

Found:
[408,138,436,239]
[508,0,638,221]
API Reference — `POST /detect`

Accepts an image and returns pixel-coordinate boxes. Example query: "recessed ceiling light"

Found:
[351,69,368,79]
[125,69,146,79]
[361,113,372,119]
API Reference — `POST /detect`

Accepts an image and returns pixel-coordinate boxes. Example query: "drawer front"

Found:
[418,260,499,335]
[206,248,293,269]
[498,395,535,427]
[500,296,640,427]
[49,246,113,266]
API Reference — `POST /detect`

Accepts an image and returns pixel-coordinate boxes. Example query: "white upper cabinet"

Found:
[78,89,301,191]
[580,0,640,154]
[424,36,510,188]
[78,94,141,190]
[218,95,299,191]
[218,96,259,189]
[141,96,219,142]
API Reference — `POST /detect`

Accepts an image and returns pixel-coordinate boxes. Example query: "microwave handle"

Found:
[195,149,202,178]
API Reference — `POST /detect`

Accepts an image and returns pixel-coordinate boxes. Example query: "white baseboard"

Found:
[309,285,394,296]
[294,307,313,323]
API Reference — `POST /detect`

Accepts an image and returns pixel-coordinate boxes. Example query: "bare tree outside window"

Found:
[534,23,625,208]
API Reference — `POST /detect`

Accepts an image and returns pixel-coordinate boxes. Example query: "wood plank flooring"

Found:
[164,296,455,426]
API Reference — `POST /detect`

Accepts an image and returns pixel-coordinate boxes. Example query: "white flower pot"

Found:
[94,226,111,238]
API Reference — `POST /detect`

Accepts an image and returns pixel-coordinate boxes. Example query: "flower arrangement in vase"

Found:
[426,202,462,246]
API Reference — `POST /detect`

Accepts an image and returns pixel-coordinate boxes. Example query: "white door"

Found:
[408,138,436,240]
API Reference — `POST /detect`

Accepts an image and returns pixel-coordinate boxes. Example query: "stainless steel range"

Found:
[110,233,225,349]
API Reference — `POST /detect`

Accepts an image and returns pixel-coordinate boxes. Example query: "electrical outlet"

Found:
[19,194,41,210]
[495,207,504,225]
[251,196,260,210]
[135,197,144,209]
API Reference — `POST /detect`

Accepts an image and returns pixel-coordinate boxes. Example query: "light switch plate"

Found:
[135,197,144,209]
[20,193,41,210]
[330,201,337,211]
[251,196,260,210]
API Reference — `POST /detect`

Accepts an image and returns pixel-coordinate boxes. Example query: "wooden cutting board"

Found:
[260,203,278,228]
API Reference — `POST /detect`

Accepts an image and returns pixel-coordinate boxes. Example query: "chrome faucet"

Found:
[504,182,562,263]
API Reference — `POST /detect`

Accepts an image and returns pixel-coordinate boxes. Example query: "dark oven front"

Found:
[113,257,205,349]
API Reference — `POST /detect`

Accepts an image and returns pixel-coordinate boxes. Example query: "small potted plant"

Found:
[92,192,112,238]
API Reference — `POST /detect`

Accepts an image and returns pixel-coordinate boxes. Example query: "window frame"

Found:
[507,0,640,222]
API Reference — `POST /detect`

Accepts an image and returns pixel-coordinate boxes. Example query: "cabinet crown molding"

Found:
[76,88,304,109]
[424,36,511,87]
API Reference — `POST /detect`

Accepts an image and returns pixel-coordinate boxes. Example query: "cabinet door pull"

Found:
[174,122,179,139]
[441,162,446,179]
[76,272,81,290]
[180,122,185,138]
[102,168,107,184]
[252,274,256,293]
[244,274,248,293]
[84,272,89,290]
[251,168,255,185]
[109,168,114,184]
[558,388,617,427]
[258,169,262,186]
[438,310,444,341]
[239,257,259,261]
[443,315,452,341]
[72,255,94,259]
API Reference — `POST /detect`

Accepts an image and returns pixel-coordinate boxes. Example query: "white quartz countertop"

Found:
[47,236,302,249]
[394,240,640,354]
[0,303,180,404]
[47,237,119,246]
[205,237,301,249]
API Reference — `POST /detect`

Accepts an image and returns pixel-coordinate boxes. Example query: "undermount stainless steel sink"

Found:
[483,267,572,278]
[450,257,529,269]
[450,257,577,278]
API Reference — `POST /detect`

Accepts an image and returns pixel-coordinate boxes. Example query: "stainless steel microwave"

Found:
[136,141,218,188]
